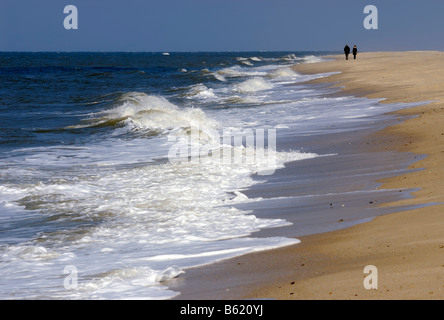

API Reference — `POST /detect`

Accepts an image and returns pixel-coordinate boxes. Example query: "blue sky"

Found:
[1,0,444,52]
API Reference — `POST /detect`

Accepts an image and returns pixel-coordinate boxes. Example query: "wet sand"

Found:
[170,52,444,300]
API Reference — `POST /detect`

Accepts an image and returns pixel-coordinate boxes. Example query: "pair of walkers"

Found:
[344,45,357,60]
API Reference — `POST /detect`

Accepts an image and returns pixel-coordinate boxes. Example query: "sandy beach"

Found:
[172,51,444,300]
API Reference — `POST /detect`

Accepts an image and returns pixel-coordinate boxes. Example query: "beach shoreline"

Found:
[170,51,444,300]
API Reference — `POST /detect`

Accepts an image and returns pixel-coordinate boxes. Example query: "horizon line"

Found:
[0,50,342,54]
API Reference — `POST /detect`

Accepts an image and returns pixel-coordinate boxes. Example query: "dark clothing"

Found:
[353,47,358,60]
[344,45,350,60]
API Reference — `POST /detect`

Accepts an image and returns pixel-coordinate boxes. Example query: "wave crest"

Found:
[72,92,219,135]
[235,77,272,93]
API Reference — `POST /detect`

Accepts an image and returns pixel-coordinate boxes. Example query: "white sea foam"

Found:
[302,55,330,63]
[185,83,217,100]
[282,53,298,61]
[215,65,268,79]
[0,88,320,299]
[213,73,226,82]
[235,77,273,93]
[84,92,220,135]
[0,138,314,299]
[269,67,299,79]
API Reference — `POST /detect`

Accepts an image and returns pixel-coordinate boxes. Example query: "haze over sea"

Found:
[0,52,420,299]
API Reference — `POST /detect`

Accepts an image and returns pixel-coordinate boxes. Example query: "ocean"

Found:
[0,52,422,299]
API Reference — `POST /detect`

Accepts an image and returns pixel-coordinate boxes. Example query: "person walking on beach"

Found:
[344,44,350,60]
[353,45,358,60]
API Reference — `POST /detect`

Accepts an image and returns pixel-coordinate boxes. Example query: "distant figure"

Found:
[353,45,358,60]
[344,45,350,60]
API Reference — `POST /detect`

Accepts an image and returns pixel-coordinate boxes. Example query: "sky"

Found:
[1,0,444,52]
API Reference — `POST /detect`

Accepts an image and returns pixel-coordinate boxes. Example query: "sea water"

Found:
[0,52,419,299]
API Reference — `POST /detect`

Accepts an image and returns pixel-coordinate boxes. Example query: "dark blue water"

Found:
[0,52,329,151]
[2,51,345,299]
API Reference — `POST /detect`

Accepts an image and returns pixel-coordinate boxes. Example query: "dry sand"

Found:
[253,51,444,300]
[172,51,444,300]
